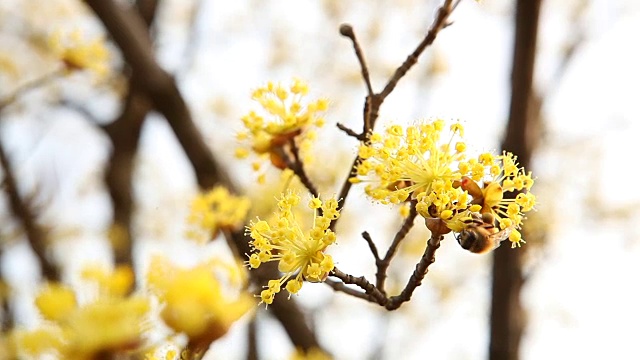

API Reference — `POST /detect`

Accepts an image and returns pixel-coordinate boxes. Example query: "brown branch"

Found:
[336,122,364,140]
[376,200,418,293]
[0,136,59,281]
[329,267,387,305]
[84,0,227,190]
[84,0,321,353]
[339,24,373,97]
[361,231,380,262]
[246,316,258,360]
[490,0,542,359]
[286,139,319,198]
[328,227,443,311]
[324,278,373,301]
[331,0,456,232]
[103,0,158,270]
[385,230,442,310]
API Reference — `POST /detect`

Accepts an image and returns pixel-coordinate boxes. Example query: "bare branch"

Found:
[339,24,374,97]
[376,200,418,293]
[0,136,59,281]
[361,231,380,262]
[84,0,322,352]
[332,0,457,231]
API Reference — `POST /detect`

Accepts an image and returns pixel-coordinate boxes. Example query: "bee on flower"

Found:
[246,191,340,306]
[453,151,536,247]
[351,118,536,251]
[236,79,328,184]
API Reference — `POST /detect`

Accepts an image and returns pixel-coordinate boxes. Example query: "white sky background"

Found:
[2,0,640,359]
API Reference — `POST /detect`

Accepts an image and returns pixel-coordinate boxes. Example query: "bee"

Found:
[456,212,513,254]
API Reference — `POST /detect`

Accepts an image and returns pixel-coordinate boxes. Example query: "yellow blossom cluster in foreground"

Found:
[236,79,328,183]
[352,119,536,246]
[5,266,148,359]
[246,191,340,305]
[147,256,254,350]
[2,257,253,359]
[186,186,251,242]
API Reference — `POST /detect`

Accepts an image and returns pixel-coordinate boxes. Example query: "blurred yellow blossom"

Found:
[186,186,251,242]
[34,283,77,322]
[246,191,340,306]
[81,264,135,297]
[64,296,150,358]
[48,29,109,77]
[237,79,328,183]
[290,347,333,360]
[147,256,254,349]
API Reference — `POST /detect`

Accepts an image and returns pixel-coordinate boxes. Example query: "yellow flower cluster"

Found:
[352,120,466,204]
[48,29,109,77]
[186,186,251,242]
[246,191,340,305]
[353,119,536,247]
[236,79,328,183]
[9,267,149,359]
[453,151,536,244]
[146,256,254,350]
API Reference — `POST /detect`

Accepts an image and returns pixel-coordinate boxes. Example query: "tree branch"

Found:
[0,136,59,281]
[490,0,542,359]
[84,0,321,352]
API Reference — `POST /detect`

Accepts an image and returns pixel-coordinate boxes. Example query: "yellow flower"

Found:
[34,283,77,322]
[186,186,251,242]
[290,347,333,360]
[48,29,109,77]
[237,79,328,182]
[64,296,150,358]
[81,265,135,297]
[455,151,536,247]
[7,325,67,359]
[147,256,254,348]
[352,119,467,204]
[246,191,340,306]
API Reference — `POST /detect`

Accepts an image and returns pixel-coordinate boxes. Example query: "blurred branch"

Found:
[84,0,227,190]
[246,317,258,360]
[84,0,321,352]
[491,0,542,359]
[332,0,455,231]
[102,0,157,273]
[0,134,59,281]
[0,247,13,332]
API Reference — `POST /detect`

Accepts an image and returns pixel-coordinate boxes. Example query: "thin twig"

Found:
[376,200,418,293]
[336,122,364,140]
[385,231,443,310]
[329,267,387,305]
[327,226,445,310]
[324,278,372,302]
[0,135,59,281]
[339,24,373,97]
[0,69,66,111]
[286,139,319,198]
[361,231,380,262]
[331,0,457,232]
[378,0,453,100]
